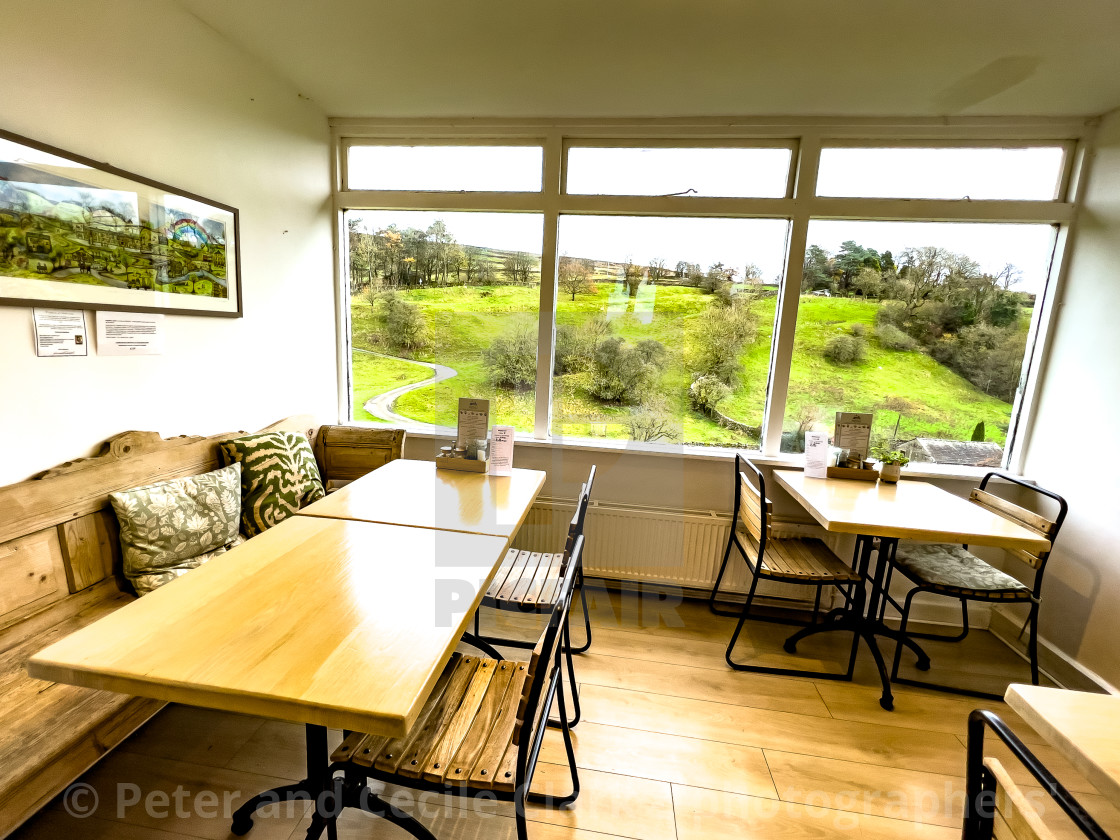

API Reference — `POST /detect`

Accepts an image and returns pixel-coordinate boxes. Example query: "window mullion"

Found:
[762,137,821,456]
[534,132,563,439]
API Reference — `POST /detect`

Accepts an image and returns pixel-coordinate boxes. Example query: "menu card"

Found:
[803,430,829,478]
[489,425,515,476]
[456,398,490,449]
[834,412,873,460]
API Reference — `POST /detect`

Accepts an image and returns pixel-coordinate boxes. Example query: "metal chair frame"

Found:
[713,454,866,681]
[468,466,596,729]
[313,537,586,840]
[964,709,1106,840]
[888,472,1068,699]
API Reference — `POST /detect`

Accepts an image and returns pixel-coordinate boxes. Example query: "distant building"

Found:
[898,438,1004,467]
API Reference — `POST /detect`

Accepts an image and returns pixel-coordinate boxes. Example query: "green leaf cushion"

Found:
[217,432,325,537]
[110,463,243,595]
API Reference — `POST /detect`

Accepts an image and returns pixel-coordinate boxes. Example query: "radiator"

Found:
[511,498,830,606]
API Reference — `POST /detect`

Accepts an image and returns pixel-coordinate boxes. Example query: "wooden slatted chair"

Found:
[316,536,586,840]
[470,465,596,728]
[887,472,1068,695]
[964,710,1105,840]
[711,454,865,679]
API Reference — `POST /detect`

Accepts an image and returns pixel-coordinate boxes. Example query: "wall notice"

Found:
[33,308,88,357]
[96,311,164,355]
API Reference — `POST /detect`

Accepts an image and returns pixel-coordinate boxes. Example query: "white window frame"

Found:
[329,117,1097,472]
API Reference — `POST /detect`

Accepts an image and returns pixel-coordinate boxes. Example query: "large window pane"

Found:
[346,210,542,434]
[817,147,1064,200]
[566,146,791,197]
[347,145,543,192]
[550,215,788,447]
[784,221,1055,465]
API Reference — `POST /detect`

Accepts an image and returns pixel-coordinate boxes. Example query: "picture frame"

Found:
[0,128,241,317]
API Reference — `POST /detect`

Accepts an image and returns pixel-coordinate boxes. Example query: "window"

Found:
[336,125,1084,468]
[785,221,1056,466]
[346,210,542,434]
[551,215,787,447]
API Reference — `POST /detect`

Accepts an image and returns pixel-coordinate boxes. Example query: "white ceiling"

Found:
[180,0,1120,119]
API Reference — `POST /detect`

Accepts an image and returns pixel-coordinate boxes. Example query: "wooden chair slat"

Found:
[970,489,1056,538]
[491,739,520,793]
[420,659,497,783]
[467,665,528,788]
[485,548,522,599]
[984,757,1058,840]
[495,551,533,602]
[759,536,861,582]
[509,553,545,604]
[534,553,566,606]
[513,632,549,743]
[331,732,389,768]
[445,661,519,783]
[1005,545,1044,570]
[374,654,477,775]
[524,553,560,605]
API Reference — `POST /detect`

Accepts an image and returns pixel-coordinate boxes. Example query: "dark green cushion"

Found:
[218,432,325,537]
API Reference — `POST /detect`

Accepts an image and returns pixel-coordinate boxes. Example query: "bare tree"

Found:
[558,255,593,301]
[503,251,537,285]
[647,258,668,285]
[623,259,644,298]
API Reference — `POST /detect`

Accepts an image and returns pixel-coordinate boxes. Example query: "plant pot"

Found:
[879,463,902,483]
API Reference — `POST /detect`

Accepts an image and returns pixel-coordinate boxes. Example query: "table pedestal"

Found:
[231,724,332,838]
[784,535,930,710]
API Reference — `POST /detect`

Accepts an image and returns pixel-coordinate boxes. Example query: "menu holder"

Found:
[834,411,873,461]
[436,457,488,473]
[826,465,880,482]
[436,397,492,473]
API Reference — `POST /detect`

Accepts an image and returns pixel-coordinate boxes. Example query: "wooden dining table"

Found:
[28,458,546,836]
[772,471,1051,710]
[1005,684,1120,804]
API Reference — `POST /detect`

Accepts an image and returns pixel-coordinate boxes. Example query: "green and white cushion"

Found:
[892,543,1031,600]
[110,463,243,595]
[218,432,325,537]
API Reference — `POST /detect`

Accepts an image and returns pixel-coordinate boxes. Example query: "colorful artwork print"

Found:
[0,130,240,317]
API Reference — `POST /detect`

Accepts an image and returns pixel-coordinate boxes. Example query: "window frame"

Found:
[330,117,1096,472]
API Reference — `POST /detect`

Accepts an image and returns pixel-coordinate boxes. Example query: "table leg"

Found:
[231,723,330,836]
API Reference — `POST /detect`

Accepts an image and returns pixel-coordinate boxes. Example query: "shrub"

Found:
[381,291,428,351]
[553,325,586,375]
[589,336,658,403]
[850,323,867,338]
[876,323,917,351]
[688,302,758,385]
[626,403,679,442]
[876,301,908,330]
[635,339,667,367]
[689,375,730,413]
[483,326,537,389]
[823,334,867,364]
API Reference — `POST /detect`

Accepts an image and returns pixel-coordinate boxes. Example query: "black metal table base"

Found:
[782,534,929,711]
[231,723,331,837]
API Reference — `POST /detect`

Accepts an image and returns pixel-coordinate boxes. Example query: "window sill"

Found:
[346,419,1004,483]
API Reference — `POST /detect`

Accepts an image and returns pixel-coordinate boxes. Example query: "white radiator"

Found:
[511,498,832,606]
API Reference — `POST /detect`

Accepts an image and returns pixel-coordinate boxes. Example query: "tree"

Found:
[589,337,659,403]
[674,260,691,278]
[623,259,644,298]
[647,258,668,284]
[626,401,678,442]
[460,246,486,285]
[558,255,593,301]
[851,266,883,298]
[742,263,763,283]
[380,290,428,351]
[802,245,833,292]
[483,324,537,389]
[834,241,880,294]
[502,251,536,285]
[688,301,758,384]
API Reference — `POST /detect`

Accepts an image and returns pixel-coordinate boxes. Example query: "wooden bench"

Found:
[0,417,403,838]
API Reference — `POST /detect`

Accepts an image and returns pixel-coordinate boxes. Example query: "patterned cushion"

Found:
[110,464,243,595]
[892,543,1031,600]
[218,432,325,537]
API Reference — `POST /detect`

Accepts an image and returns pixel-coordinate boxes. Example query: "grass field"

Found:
[350,281,1016,448]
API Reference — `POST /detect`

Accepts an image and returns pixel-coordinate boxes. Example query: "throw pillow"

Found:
[110,463,243,595]
[218,432,325,537]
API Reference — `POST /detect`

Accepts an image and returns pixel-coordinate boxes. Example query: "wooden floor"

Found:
[12,586,1119,840]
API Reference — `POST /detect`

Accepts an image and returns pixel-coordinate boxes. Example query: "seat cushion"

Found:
[110,463,243,594]
[218,432,325,537]
[892,543,1030,599]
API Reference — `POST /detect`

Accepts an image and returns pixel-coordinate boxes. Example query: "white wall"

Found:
[1018,108,1120,689]
[0,0,337,484]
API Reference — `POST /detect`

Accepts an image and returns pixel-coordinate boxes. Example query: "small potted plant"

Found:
[872,446,910,483]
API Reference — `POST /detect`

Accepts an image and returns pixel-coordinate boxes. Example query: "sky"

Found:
[346,144,1068,294]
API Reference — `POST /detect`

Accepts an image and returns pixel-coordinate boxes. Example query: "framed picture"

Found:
[0,128,241,317]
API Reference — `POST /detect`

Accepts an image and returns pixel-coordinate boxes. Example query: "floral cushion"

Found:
[892,543,1030,600]
[110,463,243,595]
[218,432,325,537]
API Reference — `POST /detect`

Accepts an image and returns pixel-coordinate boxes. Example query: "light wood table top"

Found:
[298,458,546,541]
[772,471,1051,552]
[28,515,511,738]
[1006,684,1120,802]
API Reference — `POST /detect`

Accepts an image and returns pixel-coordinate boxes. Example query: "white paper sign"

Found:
[488,425,515,476]
[804,430,830,478]
[834,411,873,460]
[96,311,164,355]
[33,309,88,357]
[456,398,490,448]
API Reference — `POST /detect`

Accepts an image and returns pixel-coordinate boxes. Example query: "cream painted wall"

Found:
[0,0,337,484]
[1018,109,1120,689]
